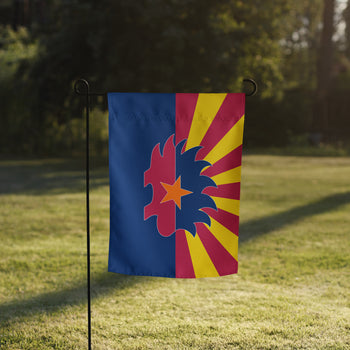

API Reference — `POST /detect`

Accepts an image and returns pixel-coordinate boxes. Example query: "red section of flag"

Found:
[201,145,242,178]
[202,183,241,200]
[195,94,245,160]
[175,229,195,278]
[202,207,239,236]
[175,93,198,144]
[144,135,176,236]
[196,223,238,276]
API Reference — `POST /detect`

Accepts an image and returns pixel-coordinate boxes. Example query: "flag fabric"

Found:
[108,93,245,278]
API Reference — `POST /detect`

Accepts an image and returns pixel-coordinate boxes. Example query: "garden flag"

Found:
[108,93,245,278]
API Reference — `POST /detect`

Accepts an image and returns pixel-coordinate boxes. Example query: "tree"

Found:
[21,0,298,128]
[312,0,335,139]
[281,1,323,89]
[2,0,340,153]
[344,0,350,58]
[318,0,335,93]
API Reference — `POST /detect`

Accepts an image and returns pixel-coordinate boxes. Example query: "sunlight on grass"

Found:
[0,156,349,349]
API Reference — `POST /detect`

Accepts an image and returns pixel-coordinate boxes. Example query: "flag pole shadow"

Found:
[0,271,147,324]
[239,191,350,243]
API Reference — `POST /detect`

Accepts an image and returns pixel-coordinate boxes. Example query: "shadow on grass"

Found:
[2,191,349,324]
[2,158,350,324]
[240,191,350,242]
[0,159,108,195]
[0,271,148,323]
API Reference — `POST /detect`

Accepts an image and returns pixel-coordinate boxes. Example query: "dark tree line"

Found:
[0,0,349,154]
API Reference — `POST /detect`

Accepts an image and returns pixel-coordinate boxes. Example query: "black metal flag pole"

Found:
[74,78,257,350]
[74,79,105,350]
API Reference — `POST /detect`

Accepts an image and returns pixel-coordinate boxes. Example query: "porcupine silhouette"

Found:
[144,134,217,237]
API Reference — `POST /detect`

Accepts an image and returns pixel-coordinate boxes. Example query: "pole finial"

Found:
[243,78,258,96]
[74,79,90,95]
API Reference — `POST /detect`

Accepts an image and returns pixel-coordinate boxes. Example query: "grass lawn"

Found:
[0,155,349,349]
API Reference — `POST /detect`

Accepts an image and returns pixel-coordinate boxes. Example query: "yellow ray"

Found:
[204,115,244,165]
[205,218,238,259]
[211,196,240,216]
[210,166,241,185]
[185,230,219,278]
[185,94,227,151]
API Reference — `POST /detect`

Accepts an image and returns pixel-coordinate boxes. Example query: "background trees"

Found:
[0,0,349,154]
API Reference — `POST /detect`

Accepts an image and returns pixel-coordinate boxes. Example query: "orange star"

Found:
[160,176,193,209]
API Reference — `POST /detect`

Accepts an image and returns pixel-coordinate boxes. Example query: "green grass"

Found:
[0,155,349,349]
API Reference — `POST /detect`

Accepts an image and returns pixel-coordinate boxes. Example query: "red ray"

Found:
[175,93,199,144]
[202,207,239,236]
[202,183,241,200]
[195,94,245,161]
[201,145,242,178]
[175,229,195,278]
[195,223,238,276]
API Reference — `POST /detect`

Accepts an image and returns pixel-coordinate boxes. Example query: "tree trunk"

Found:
[344,0,350,59]
[311,0,335,143]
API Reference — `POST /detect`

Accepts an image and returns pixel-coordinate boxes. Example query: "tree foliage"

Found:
[30,1,295,97]
[0,0,349,153]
